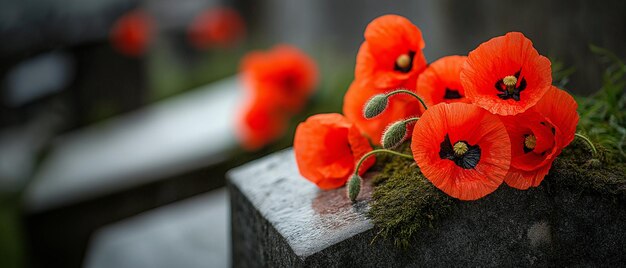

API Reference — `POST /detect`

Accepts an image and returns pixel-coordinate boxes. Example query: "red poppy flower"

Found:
[240,45,318,112]
[343,80,424,145]
[355,14,427,90]
[237,99,288,151]
[188,7,246,49]
[461,32,552,116]
[411,103,511,200]
[502,86,578,189]
[416,55,470,106]
[110,10,153,57]
[294,113,375,190]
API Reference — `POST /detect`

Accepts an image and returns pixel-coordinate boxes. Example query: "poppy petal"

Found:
[343,80,423,145]
[237,100,288,150]
[533,86,579,148]
[416,55,470,106]
[240,44,318,112]
[461,32,552,116]
[504,160,552,190]
[411,103,511,200]
[294,113,374,190]
[355,15,427,89]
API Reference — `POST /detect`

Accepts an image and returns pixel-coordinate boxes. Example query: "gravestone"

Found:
[84,188,229,268]
[23,77,241,268]
[228,149,626,267]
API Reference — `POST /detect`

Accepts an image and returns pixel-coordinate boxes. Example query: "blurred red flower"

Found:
[416,55,470,106]
[461,32,552,116]
[237,44,318,150]
[411,103,511,200]
[241,45,318,112]
[294,113,375,190]
[355,14,427,90]
[502,86,579,189]
[188,7,246,49]
[237,100,288,151]
[110,10,153,57]
[343,80,424,145]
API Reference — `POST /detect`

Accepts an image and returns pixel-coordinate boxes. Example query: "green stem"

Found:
[385,89,428,111]
[403,117,419,125]
[354,149,413,175]
[575,133,598,157]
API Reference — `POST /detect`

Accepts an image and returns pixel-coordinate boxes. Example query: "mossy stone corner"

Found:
[228,148,626,267]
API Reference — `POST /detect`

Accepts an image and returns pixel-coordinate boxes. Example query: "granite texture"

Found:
[228,149,626,267]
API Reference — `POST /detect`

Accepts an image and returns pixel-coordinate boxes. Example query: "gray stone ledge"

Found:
[228,149,626,267]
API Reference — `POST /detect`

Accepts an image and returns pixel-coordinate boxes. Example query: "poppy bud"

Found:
[347,174,362,202]
[381,120,408,149]
[363,94,388,119]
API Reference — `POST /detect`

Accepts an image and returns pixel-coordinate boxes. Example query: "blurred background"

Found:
[0,0,624,267]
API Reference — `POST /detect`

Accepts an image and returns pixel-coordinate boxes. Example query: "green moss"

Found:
[548,139,626,200]
[368,144,454,248]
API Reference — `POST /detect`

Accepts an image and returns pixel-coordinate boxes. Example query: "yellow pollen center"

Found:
[396,54,411,69]
[525,135,537,150]
[503,76,518,87]
[453,142,469,156]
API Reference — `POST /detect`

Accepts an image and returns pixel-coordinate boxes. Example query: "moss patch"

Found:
[547,139,626,201]
[368,138,626,248]
[368,144,454,248]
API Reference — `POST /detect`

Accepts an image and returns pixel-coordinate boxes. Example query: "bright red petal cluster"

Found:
[411,103,511,200]
[343,80,424,144]
[461,32,552,116]
[294,114,375,190]
[502,86,579,189]
[293,15,579,200]
[417,55,470,106]
[355,14,427,89]
[237,45,318,150]
[344,15,428,145]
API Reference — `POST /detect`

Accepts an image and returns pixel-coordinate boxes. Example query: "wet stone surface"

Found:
[228,149,626,267]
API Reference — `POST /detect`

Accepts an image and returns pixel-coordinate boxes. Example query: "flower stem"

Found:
[575,133,598,158]
[348,149,413,202]
[403,117,419,124]
[354,149,413,176]
[385,89,428,111]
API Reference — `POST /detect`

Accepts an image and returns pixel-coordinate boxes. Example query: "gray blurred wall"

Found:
[247,0,626,95]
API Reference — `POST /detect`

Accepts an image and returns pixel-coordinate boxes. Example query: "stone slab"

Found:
[228,149,626,267]
[84,188,229,268]
[22,77,241,268]
[24,76,240,213]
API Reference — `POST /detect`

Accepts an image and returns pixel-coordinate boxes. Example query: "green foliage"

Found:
[551,58,577,88]
[575,45,626,163]
[368,144,454,248]
[550,139,626,200]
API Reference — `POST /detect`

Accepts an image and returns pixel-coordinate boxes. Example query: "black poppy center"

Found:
[444,88,463,99]
[394,51,416,73]
[495,70,527,101]
[439,134,481,169]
